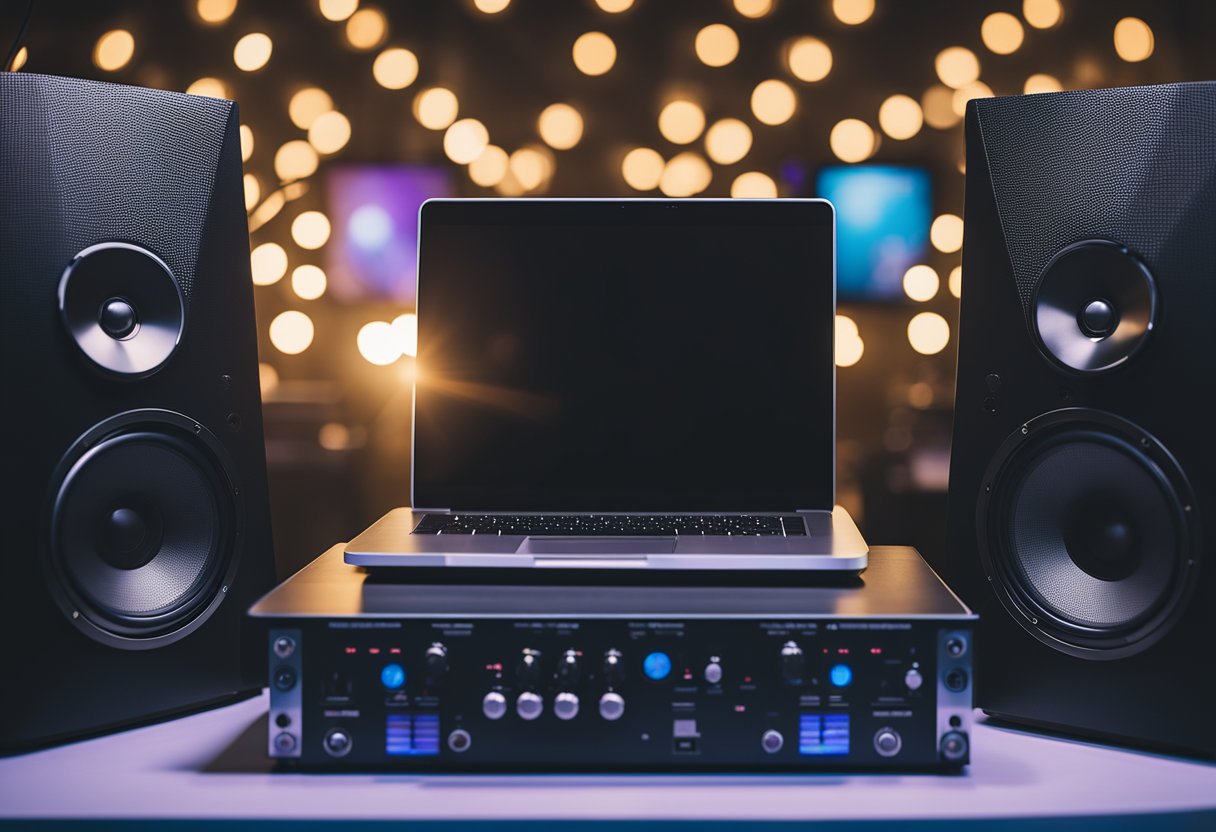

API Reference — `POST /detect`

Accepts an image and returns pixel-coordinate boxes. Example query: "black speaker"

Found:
[943,82,1215,757]
[0,74,275,750]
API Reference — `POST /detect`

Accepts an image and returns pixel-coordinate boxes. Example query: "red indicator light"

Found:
[389,647,402,654]
[837,648,849,655]
[344,646,357,654]
[369,647,381,655]
[870,647,883,655]
[734,705,746,712]
[743,676,753,683]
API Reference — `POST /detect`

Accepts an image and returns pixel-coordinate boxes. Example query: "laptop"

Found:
[344,198,868,572]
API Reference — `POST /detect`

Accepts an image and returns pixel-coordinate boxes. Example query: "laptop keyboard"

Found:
[413,514,807,537]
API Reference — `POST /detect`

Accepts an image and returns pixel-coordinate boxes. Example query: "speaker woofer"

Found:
[977,409,1199,659]
[47,410,242,649]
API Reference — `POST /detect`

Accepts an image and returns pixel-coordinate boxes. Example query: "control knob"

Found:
[704,661,723,685]
[598,692,625,721]
[482,691,508,720]
[904,668,923,691]
[874,727,902,757]
[603,649,625,686]
[516,691,544,721]
[425,643,449,687]
[557,649,582,687]
[780,641,806,686]
[517,648,542,689]
[761,729,784,754]
[554,691,580,720]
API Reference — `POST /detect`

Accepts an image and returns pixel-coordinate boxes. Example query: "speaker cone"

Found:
[48,411,241,648]
[978,409,1198,659]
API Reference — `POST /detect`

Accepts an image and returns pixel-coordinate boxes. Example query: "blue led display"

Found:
[643,651,672,681]
[829,663,853,687]
[799,713,850,756]
[380,663,406,690]
[386,713,440,756]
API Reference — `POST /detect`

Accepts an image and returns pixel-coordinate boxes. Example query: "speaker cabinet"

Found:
[943,83,1216,758]
[0,74,275,750]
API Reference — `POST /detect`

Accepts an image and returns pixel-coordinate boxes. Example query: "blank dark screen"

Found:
[413,200,834,511]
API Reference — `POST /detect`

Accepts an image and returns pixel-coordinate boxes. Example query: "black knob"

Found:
[517,648,542,689]
[557,649,581,687]
[273,667,297,691]
[780,641,806,686]
[603,649,625,687]
[425,643,449,687]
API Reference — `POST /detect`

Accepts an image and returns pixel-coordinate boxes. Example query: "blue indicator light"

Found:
[830,664,853,687]
[643,652,672,681]
[381,663,406,690]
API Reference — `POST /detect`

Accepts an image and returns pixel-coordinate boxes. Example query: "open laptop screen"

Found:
[413,199,835,512]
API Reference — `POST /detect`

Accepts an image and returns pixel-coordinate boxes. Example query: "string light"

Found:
[93,30,135,72]
[930,214,964,253]
[291,265,328,300]
[274,140,319,181]
[233,33,272,71]
[829,119,877,163]
[878,95,923,140]
[902,265,940,301]
[981,12,1025,55]
[733,0,773,19]
[787,37,832,83]
[948,266,962,298]
[392,313,418,358]
[444,118,490,164]
[243,173,259,211]
[469,145,509,187]
[346,8,387,50]
[658,100,706,145]
[250,242,288,286]
[1024,73,1063,94]
[659,152,712,197]
[357,321,400,365]
[270,311,315,355]
[836,315,864,367]
[258,362,280,397]
[751,79,797,126]
[187,77,229,98]
[832,0,875,26]
[473,0,510,13]
[731,171,778,198]
[921,85,960,129]
[372,47,418,89]
[572,32,616,76]
[537,104,584,150]
[622,147,664,191]
[291,211,332,250]
[951,81,994,117]
[705,119,752,165]
[695,24,739,67]
[414,87,459,130]
[319,0,358,22]
[289,87,334,129]
[1022,0,1062,29]
[308,110,351,154]
[240,124,254,161]
[1114,18,1154,62]
[509,147,550,191]
[907,312,950,355]
[10,46,27,71]
[197,0,238,25]
[595,0,634,11]
[935,47,980,89]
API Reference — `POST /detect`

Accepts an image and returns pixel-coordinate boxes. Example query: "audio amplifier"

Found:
[250,545,975,771]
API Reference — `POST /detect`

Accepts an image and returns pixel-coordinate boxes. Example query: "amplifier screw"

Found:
[222,585,229,593]
[1021,425,1029,435]
[1184,505,1192,512]
[72,611,79,619]
[194,424,202,433]
[1140,437,1150,448]
[1030,617,1038,625]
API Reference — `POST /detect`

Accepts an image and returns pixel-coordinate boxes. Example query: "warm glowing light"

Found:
[234,32,272,71]
[444,118,490,164]
[291,265,327,300]
[239,124,255,161]
[733,0,773,18]
[372,47,418,89]
[250,242,288,286]
[705,119,752,165]
[198,0,238,25]
[836,316,863,368]
[908,312,950,355]
[981,12,1024,54]
[319,0,358,22]
[931,214,964,253]
[572,31,616,76]
[878,94,923,140]
[948,266,962,298]
[94,30,135,72]
[473,0,510,13]
[392,313,418,357]
[187,77,228,98]
[830,119,877,163]
[622,147,664,191]
[922,85,961,129]
[308,110,351,154]
[10,46,27,71]
[289,88,333,129]
[243,173,259,211]
[833,0,874,26]
[659,152,712,197]
[291,211,331,250]
[1022,0,1062,29]
[538,104,584,150]
[270,311,315,355]
[509,147,550,191]
[658,100,706,145]
[751,80,797,126]
[346,8,387,50]
[1024,73,1063,95]
[837,314,858,339]
[469,145,509,187]
[357,320,400,365]
[935,47,980,89]
[258,362,279,397]
[787,36,832,83]
[952,81,994,117]
[695,24,739,68]
[274,140,319,182]
[731,171,777,198]
[414,87,459,130]
[1114,17,1154,62]
[595,0,634,11]
[903,265,940,301]
[318,422,351,451]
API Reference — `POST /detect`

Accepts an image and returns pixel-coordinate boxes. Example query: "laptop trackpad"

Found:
[520,537,677,555]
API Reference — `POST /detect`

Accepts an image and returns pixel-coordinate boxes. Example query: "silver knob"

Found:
[482,691,507,720]
[904,668,924,691]
[322,728,353,757]
[554,691,580,720]
[761,729,784,754]
[874,727,902,757]
[516,691,544,720]
[704,662,723,685]
[447,729,472,753]
[599,692,625,721]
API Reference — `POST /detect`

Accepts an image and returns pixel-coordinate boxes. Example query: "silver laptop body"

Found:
[345,198,868,572]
